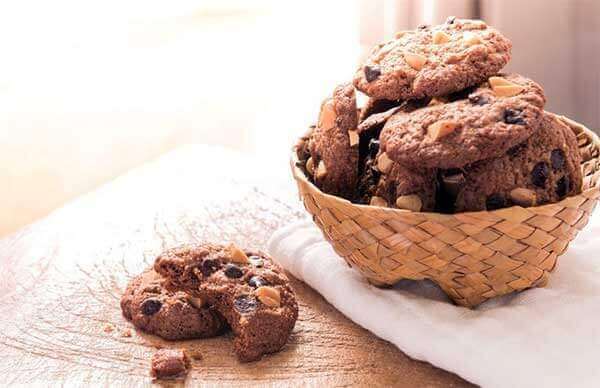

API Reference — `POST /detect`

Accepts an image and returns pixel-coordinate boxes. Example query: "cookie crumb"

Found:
[187,349,203,361]
[103,324,114,333]
[120,328,132,338]
[151,349,190,379]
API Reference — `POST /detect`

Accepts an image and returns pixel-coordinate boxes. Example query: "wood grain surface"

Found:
[0,146,471,387]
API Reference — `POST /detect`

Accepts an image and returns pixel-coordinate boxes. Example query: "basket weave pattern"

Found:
[292,114,600,307]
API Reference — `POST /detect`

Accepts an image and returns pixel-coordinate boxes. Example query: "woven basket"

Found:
[291,113,600,307]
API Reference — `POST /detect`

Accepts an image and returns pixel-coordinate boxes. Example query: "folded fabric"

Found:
[267,214,600,388]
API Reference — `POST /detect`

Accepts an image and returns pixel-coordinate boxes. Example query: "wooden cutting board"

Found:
[0,146,471,387]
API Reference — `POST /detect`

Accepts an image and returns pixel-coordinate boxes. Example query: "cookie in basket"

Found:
[357,137,437,211]
[306,83,359,199]
[452,112,583,211]
[380,73,546,169]
[121,269,226,340]
[154,243,298,362]
[354,17,511,100]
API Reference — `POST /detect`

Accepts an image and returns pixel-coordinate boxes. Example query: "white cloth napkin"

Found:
[267,214,600,388]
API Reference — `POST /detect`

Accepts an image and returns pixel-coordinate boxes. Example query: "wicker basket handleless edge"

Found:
[290,113,600,307]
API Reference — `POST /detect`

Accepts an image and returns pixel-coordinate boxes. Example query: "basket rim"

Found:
[291,112,600,218]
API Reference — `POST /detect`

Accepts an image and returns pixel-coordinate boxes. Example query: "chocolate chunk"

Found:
[551,149,566,170]
[234,295,258,313]
[468,94,490,106]
[507,142,526,157]
[417,24,429,30]
[368,139,380,157]
[201,258,221,276]
[248,276,267,288]
[486,193,506,210]
[556,176,569,198]
[141,298,162,316]
[503,108,526,125]
[446,16,456,24]
[224,264,244,279]
[364,66,381,82]
[442,172,465,197]
[248,256,264,267]
[531,162,549,188]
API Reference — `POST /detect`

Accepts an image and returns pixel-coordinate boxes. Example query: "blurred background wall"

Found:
[0,0,597,237]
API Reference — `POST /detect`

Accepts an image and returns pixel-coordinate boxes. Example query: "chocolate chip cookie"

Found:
[354,17,511,100]
[121,269,226,340]
[380,74,546,169]
[307,83,359,199]
[154,243,298,362]
[453,112,582,212]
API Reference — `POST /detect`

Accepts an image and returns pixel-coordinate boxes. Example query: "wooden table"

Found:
[0,146,470,387]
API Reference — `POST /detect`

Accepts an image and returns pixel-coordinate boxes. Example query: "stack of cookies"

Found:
[299,17,583,213]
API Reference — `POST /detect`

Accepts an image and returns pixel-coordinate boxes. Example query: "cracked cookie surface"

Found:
[121,269,226,340]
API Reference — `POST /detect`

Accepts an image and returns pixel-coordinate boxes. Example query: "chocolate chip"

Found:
[486,193,506,210]
[417,24,429,30]
[556,176,570,198]
[446,16,456,24]
[364,65,381,82]
[201,258,220,276]
[141,298,162,316]
[468,94,490,106]
[551,149,566,170]
[248,276,267,288]
[507,142,526,157]
[442,172,465,197]
[368,139,380,157]
[248,256,264,267]
[234,295,258,313]
[224,263,243,279]
[503,108,526,125]
[531,162,549,188]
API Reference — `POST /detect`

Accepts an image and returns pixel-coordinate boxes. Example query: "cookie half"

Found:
[154,243,298,362]
[380,73,546,169]
[354,17,511,100]
[121,269,226,340]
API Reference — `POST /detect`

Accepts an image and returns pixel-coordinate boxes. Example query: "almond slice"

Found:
[188,296,204,309]
[488,76,513,88]
[316,160,327,179]
[377,152,393,174]
[404,53,427,70]
[227,243,249,264]
[348,130,359,147]
[463,31,483,46]
[395,195,423,212]
[427,120,459,141]
[306,157,315,176]
[493,85,525,97]
[318,99,336,130]
[433,30,451,44]
[256,286,281,307]
[510,188,537,207]
[370,196,388,207]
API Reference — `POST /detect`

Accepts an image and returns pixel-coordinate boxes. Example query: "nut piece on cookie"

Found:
[307,83,359,199]
[151,349,190,379]
[154,243,298,362]
[354,18,512,100]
